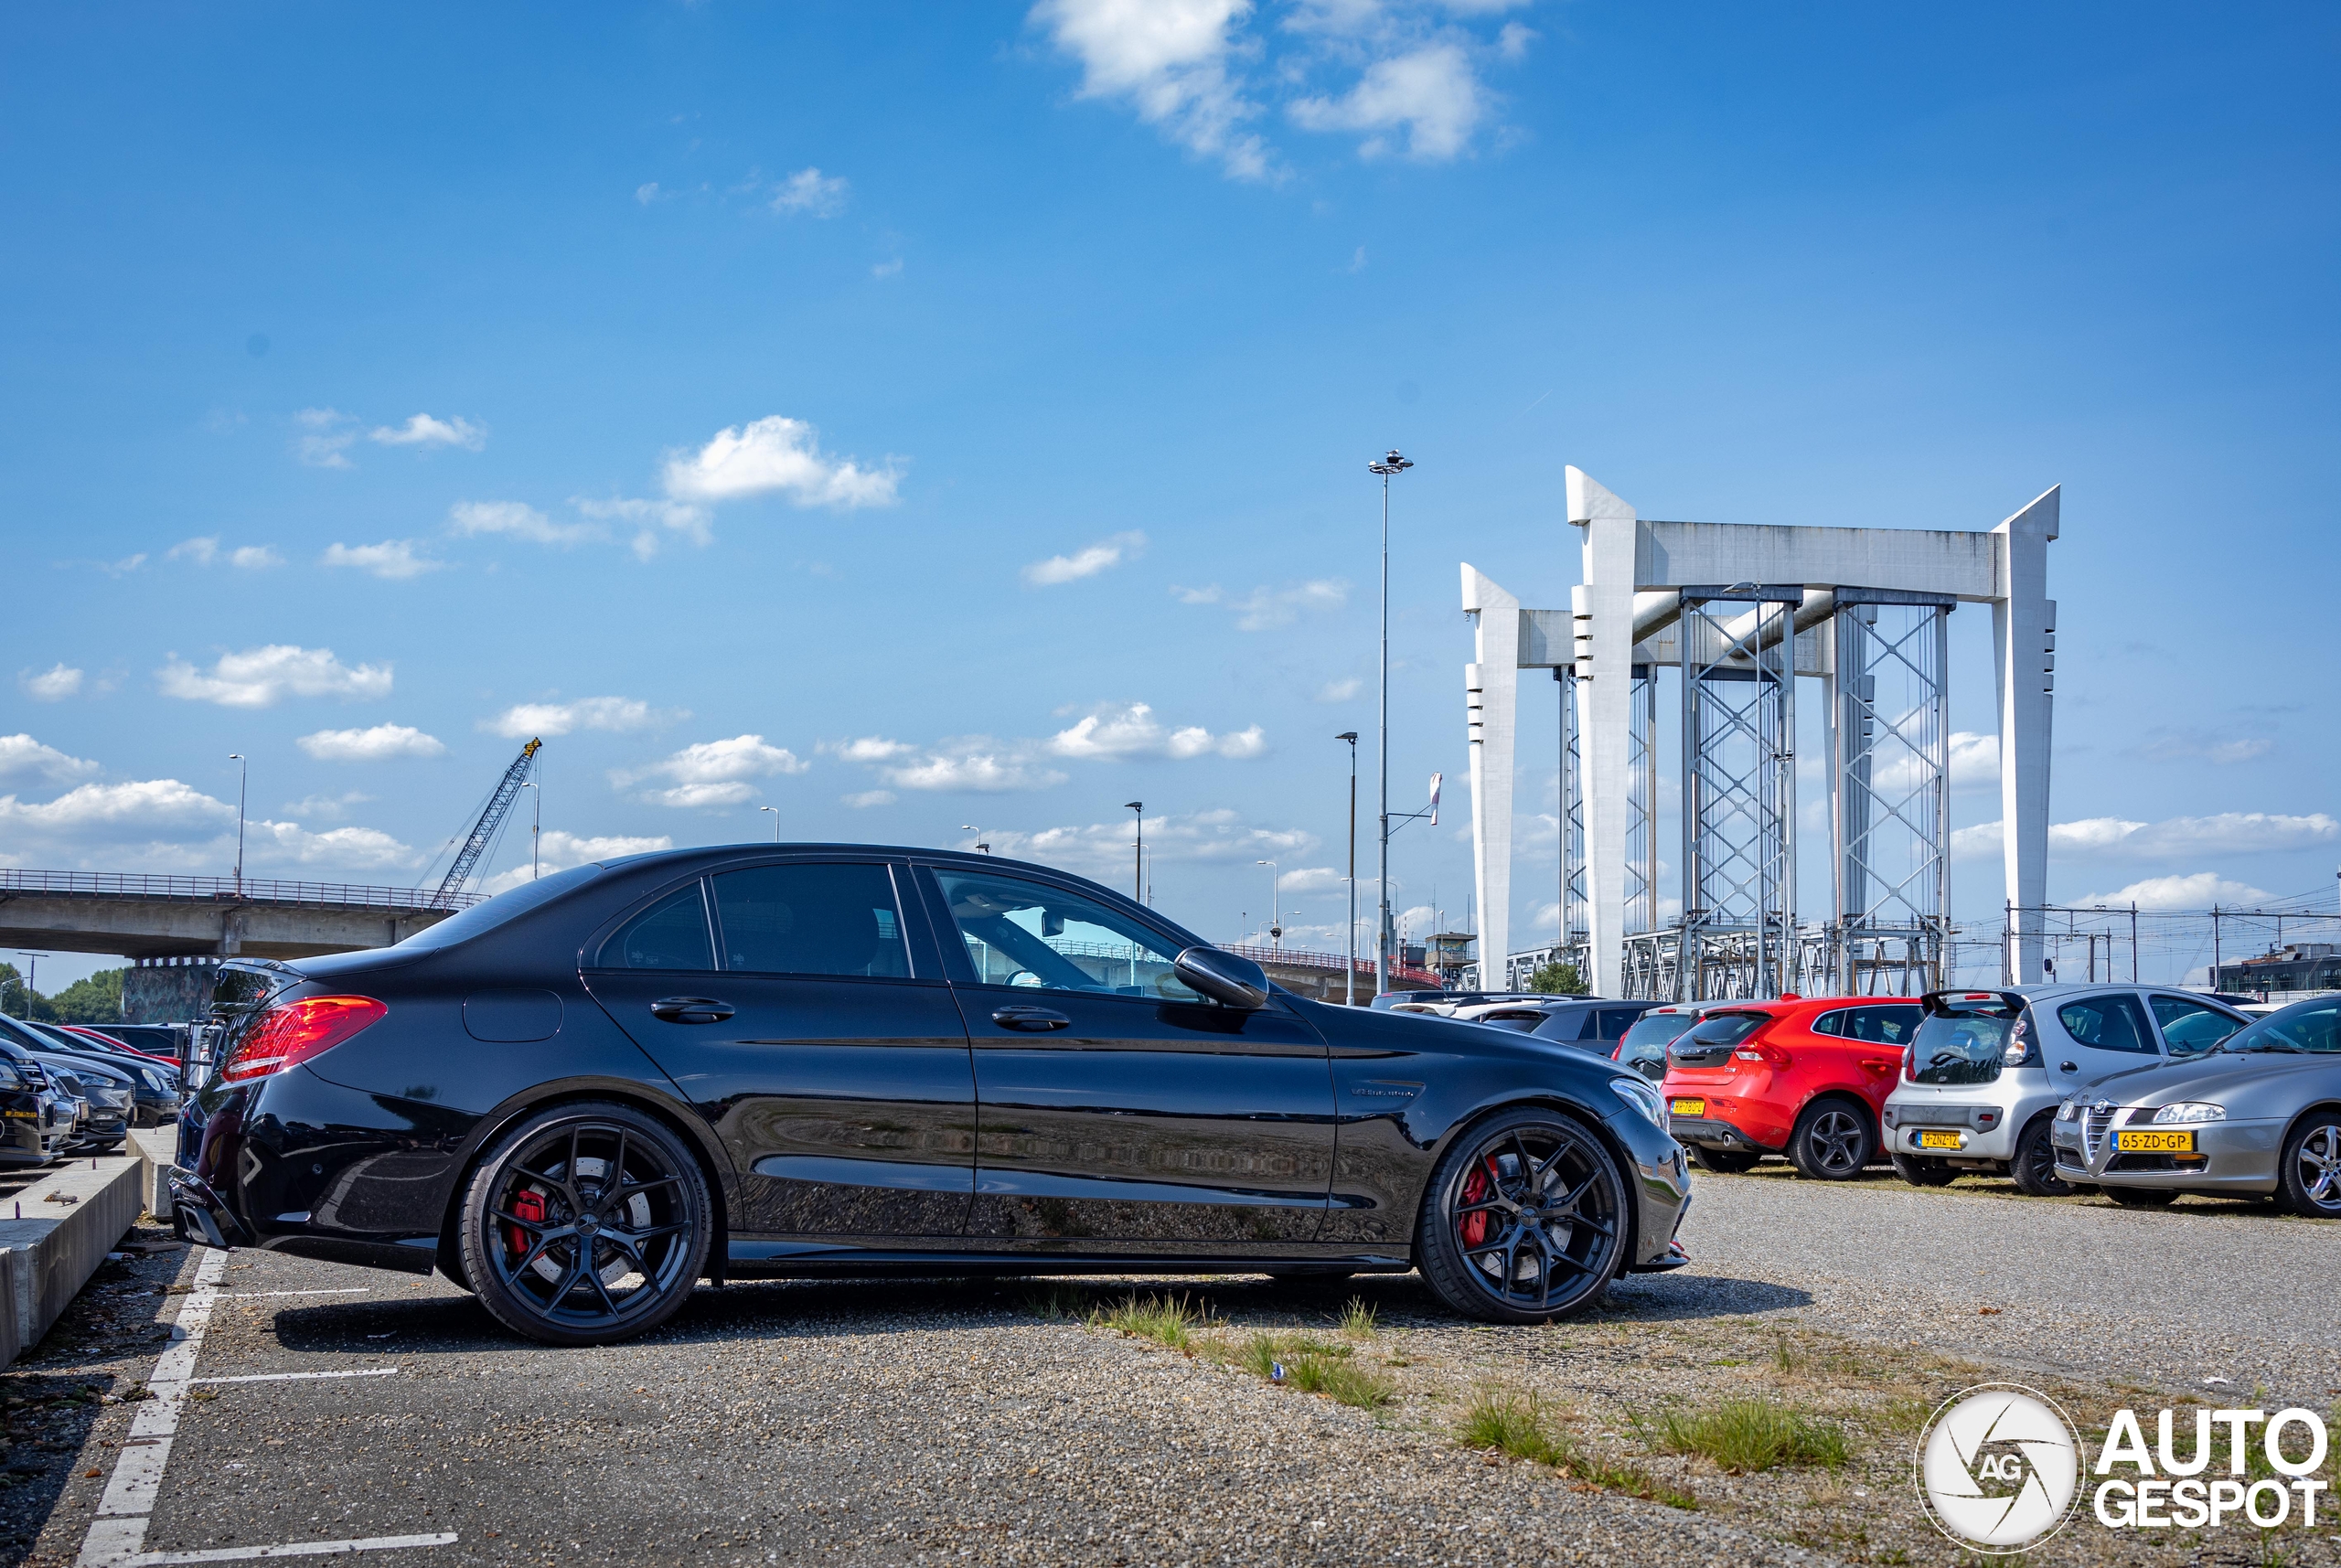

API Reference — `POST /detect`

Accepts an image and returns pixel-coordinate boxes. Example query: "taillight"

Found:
[219,996,386,1084]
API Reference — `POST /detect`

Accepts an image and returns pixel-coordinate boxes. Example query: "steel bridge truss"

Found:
[1677,589,1800,1000]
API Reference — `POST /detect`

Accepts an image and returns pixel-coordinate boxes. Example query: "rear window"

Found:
[1911,1001,2024,1086]
[1680,1014,1766,1049]
[1619,1011,1698,1051]
[400,862,607,952]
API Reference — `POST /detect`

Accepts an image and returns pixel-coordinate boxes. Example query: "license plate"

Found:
[1917,1129,1963,1150]
[2115,1129,2195,1153]
[1671,1098,1705,1117]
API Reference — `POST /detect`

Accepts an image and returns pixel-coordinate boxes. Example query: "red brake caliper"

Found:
[508,1188,547,1260]
[1459,1157,1498,1249]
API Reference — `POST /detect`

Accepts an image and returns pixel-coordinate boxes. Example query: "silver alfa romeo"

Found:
[2050,996,2341,1211]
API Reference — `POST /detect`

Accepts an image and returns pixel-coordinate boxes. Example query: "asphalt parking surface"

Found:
[5,1166,2335,1567]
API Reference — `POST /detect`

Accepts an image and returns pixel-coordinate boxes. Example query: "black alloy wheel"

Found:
[1692,1146,1761,1175]
[2103,1185,2178,1209]
[1415,1107,1628,1325]
[2007,1116,2074,1197]
[1890,1152,1958,1188]
[458,1101,711,1348]
[2278,1114,2341,1218]
[1788,1101,1872,1181]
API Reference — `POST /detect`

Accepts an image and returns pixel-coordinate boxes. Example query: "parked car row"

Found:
[0,1012,186,1166]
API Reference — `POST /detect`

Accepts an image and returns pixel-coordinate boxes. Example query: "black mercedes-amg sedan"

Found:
[172,845,1692,1346]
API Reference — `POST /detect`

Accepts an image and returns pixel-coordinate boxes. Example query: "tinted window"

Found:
[1911,1004,2020,1086]
[1845,1005,1921,1045]
[1478,1009,1546,1031]
[1681,1014,1765,1049]
[1529,1008,1596,1042]
[1595,1008,1643,1040]
[1811,1009,1849,1038]
[2058,995,2155,1054]
[711,863,910,978]
[596,885,716,971]
[2148,995,2247,1057]
[2224,1000,2341,1055]
[933,869,1202,1003]
[1619,1011,1698,1051]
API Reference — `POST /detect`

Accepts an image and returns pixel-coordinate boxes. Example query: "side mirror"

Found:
[1174,947,1269,1010]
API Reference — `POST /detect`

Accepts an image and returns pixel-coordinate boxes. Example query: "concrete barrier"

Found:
[0,1140,167,1369]
[130,1127,176,1221]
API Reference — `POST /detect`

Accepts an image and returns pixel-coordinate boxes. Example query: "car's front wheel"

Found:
[458,1101,711,1348]
[1415,1107,1629,1325]
[2278,1114,2341,1219]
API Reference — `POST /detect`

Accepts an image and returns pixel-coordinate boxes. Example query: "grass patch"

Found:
[1023,1283,1092,1321]
[1337,1296,1379,1340]
[1459,1391,1696,1509]
[1653,1398,1849,1473]
[1224,1331,1395,1409]
[1092,1292,1204,1350]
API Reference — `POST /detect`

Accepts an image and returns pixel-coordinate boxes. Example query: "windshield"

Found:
[1619,1012,1698,1051]
[1911,1004,2021,1086]
[398,862,606,951]
[2218,999,2341,1054]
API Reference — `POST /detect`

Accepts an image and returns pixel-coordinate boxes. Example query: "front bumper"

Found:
[2051,1114,2282,1191]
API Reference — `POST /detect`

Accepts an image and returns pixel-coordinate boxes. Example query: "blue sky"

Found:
[3,2,2336,987]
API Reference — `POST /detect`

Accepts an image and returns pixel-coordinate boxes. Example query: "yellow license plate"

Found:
[0,1110,33,1120]
[1671,1098,1706,1117]
[2114,1129,2195,1153]
[1917,1129,1963,1149]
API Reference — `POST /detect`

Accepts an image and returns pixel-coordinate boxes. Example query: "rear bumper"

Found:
[1668,1115,1776,1153]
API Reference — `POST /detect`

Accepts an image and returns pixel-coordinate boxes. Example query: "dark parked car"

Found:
[1463,997,1665,1053]
[174,845,1693,1346]
[17,1020,180,1125]
[0,1042,70,1166]
[81,1023,185,1065]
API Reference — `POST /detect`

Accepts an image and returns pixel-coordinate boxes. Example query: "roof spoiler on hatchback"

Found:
[1919,988,2025,1016]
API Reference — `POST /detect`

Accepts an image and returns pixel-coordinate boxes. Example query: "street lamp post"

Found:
[1256,859,1280,950]
[1367,449,1413,996]
[759,805,781,842]
[1125,803,1144,903]
[1336,732,1359,1004]
[519,782,540,878]
[227,753,248,896]
[960,826,990,854]
[15,953,46,1019]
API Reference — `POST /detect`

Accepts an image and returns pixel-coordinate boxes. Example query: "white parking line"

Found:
[74,1252,454,1568]
[214,1290,368,1300]
[188,1370,401,1386]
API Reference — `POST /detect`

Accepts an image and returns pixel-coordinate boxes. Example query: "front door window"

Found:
[933,869,1203,1003]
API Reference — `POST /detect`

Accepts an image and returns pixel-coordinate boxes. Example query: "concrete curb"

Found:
[130,1127,176,1221]
[0,1136,169,1369]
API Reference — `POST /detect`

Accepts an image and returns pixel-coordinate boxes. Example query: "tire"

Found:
[2277,1113,2341,1219]
[2008,1117,2074,1197]
[1788,1100,1872,1181]
[457,1101,711,1348]
[1415,1106,1630,1325]
[1692,1146,1761,1175]
[2103,1186,2177,1209]
[1890,1152,1958,1188]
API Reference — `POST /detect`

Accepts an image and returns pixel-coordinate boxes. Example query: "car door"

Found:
[581,858,976,1240]
[2046,992,2163,1087]
[915,860,1335,1246]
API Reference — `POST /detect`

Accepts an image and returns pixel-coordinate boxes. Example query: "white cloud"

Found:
[1951,812,2339,861]
[769,167,849,217]
[369,413,486,451]
[1314,677,1362,703]
[1022,530,1147,586]
[881,741,1069,794]
[819,736,916,764]
[1276,866,1346,895]
[871,258,903,280]
[283,791,373,821]
[297,724,447,763]
[842,790,896,808]
[479,828,675,894]
[660,416,901,510]
[2133,730,2277,765]
[1495,20,1533,59]
[615,734,810,809]
[1948,731,1999,790]
[1047,701,1267,761]
[2072,872,2279,912]
[168,537,281,570]
[247,820,419,872]
[571,496,711,559]
[158,645,393,708]
[20,665,83,702]
[635,182,662,205]
[1172,578,1347,630]
[1032,0,1272,179]
[449,500,604,548]
[321,540,444,580]
[982,806,1315,879]
[0,735,100,786]
[0,779,234,839]
[167,537,218,565]
[1289,43,1483,160]
[485,696,677,740]
[294,407,358,468]
[230,545,283,569]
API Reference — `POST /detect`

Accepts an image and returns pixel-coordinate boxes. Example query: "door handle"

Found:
[650,997,735,1024]
[2058,1060,2078,1073]
[991,1006,1070,1032]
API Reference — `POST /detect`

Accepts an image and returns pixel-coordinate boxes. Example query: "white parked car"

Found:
[1881,987,2251,1194]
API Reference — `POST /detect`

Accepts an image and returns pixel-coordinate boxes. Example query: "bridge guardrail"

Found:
[0,869,486,913]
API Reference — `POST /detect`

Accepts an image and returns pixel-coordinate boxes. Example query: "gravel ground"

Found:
[0,1166,2331,1568]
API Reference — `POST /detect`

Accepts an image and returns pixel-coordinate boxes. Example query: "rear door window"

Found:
[2148,995,2248,1057]
[1594,1008,1643,1040]
[711,862,911,978]
[2057,995,2157,1054]
[596,884,716,971]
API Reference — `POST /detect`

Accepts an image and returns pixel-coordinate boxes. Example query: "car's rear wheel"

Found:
[2103,1186,2178,1209]
[458,1101,711,1347]
[1691,1146,1760,1175]
[2278,1115,2341,1218]
[1890,1152,1958,1188]
[1788,1101,1872,1180]
[2008,1117,2074,1197]
[1415,1107,1628,1325]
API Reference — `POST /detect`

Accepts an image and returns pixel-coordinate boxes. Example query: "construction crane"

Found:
[432,738,541,908]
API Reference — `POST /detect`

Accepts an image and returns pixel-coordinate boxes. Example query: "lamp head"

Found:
[1335,731,1357,743]
[1124,801,1143,812]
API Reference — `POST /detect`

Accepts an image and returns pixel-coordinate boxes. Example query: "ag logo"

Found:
[1915,1383,2083,1552]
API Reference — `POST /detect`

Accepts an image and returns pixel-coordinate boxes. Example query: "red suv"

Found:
[1660,996,1924,1179]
